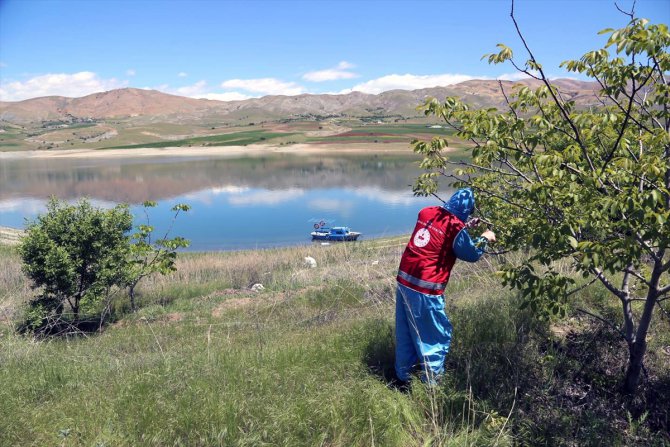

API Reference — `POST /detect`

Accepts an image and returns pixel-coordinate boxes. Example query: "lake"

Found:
[0,151,442,250]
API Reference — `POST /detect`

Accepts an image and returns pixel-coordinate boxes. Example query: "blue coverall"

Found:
[395,189,488,384]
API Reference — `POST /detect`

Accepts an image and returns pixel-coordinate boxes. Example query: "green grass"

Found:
[0,121,469,152]
[1,241,668,446]
[102,130,297,150]
[348,124,459,135]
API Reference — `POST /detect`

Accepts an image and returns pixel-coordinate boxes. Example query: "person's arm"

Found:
[452,228,495,262]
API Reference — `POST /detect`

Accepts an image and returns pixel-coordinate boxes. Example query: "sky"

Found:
[0,0,668,102]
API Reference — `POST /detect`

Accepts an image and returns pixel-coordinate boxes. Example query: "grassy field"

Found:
[1,240,668,446]
[1,121,469,152]
[101,130,298,150]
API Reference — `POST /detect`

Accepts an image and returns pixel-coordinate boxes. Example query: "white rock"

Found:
[304,256,317,268]
[251,283,265,292]
[371,260,379,265]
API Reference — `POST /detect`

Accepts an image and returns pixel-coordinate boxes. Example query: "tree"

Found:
[124,201,190,311]
[20,198,132,331]
[413,6,669,394]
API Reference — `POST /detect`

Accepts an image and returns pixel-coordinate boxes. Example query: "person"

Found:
[395,187,495,385]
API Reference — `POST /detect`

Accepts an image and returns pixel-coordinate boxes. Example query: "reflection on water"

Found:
[0,153,442,250]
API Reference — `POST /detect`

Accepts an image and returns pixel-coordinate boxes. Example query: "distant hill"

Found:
[0,79,600,125]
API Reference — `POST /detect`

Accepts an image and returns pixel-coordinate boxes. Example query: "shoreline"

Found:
[0,142,430,160]
[0,226,23,245]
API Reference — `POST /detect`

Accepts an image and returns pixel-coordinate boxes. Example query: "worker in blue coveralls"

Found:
[395,187,495,385]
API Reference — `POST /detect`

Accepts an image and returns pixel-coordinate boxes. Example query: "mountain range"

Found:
[0,79,599,125]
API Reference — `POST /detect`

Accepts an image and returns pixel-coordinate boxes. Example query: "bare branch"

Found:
[576,307,629,341]
[589,68,654,134]
[592,267,627,299]
[627,267,652,287]
[430,192,446,204]
[445,159,519,177]
[475,187,533,212]
[599,79,637,176]
[510,0,595,172]
[566,276,599,297]
[633,231,663,263]
[508,59,542,80]
[614,0,636,19]
[657,301,670,320]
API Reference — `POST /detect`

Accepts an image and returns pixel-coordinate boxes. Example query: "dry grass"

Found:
[0,226,22,246]
[2,237,668,445]
[0,237,414,326]
[0,246,30,323]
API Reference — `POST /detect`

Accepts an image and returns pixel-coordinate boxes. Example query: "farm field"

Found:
[0,119,465,152]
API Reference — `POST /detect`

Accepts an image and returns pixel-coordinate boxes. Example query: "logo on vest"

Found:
[413,228,430,247]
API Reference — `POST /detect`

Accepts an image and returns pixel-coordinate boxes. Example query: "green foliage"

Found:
[19,198,132,329]
[125,201,190,311]
[2,236,668,444]
[103,130,294,149]
[414,17,669,394]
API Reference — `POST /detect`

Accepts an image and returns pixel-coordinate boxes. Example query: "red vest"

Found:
[397,206,464,295]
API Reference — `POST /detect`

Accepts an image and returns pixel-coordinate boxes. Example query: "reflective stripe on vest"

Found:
[397,270,446,292]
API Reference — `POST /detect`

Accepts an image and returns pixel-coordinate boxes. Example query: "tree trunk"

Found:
[72,298,80,322]
[623,269,661,394]
[624,339,647,394]
[130,284,137,312]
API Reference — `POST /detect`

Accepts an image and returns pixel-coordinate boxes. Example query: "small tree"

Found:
[413,7,668,394]
[125,201,190,311]
[20,198,132,330]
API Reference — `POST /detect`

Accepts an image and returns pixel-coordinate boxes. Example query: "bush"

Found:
[19,198,132,333]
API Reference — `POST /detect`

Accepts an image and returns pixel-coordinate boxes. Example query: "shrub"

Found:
[19,198,132,332]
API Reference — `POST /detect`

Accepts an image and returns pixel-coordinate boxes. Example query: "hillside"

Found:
[0,79,600,152]
[0,79,599,125]
[1,240,668,445]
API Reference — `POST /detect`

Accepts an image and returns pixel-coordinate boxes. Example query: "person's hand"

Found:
[482,230,496,242]
[465,217,480,228]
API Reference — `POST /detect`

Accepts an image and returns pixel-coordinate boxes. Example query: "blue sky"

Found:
[0,0,668,101]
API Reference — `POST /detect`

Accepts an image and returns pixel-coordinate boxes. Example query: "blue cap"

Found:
[442,187,475,222]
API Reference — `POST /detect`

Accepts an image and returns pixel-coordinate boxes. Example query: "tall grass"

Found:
[1,239,668,445]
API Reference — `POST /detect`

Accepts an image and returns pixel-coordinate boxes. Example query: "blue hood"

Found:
[443,188,475,222]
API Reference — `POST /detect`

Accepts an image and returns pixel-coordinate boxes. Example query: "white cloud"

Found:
[184,186,304,206]
[0,71,128,101]
[496,72,536,81]
[220,78,305,96]
[210,186,250,194]
[228,188,305,206]
[155,80,251,102]
[307,198,355,215]
[150,83,170,91]
[200,92,251,101]
[346,73,475,94]
[0,198,45,214]
[303,61,358,82]
[126,68,136,76]
[174,80,208,97]
[353,187,423,206]
[178,72,188,77]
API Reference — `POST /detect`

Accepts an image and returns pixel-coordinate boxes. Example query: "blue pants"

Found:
[394,282,453,383]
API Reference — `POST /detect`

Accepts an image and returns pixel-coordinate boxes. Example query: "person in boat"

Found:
[395,187,496,386]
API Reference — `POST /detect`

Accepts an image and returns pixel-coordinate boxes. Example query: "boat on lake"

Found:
[311,226,361,242]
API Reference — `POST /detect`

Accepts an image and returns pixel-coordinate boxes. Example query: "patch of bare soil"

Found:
[209,288,291,317]
[164,312,183,322]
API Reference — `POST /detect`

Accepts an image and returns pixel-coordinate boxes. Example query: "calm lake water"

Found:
[0,152,442,250]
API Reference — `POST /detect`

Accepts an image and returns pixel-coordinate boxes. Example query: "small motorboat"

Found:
[311,226,361,242]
